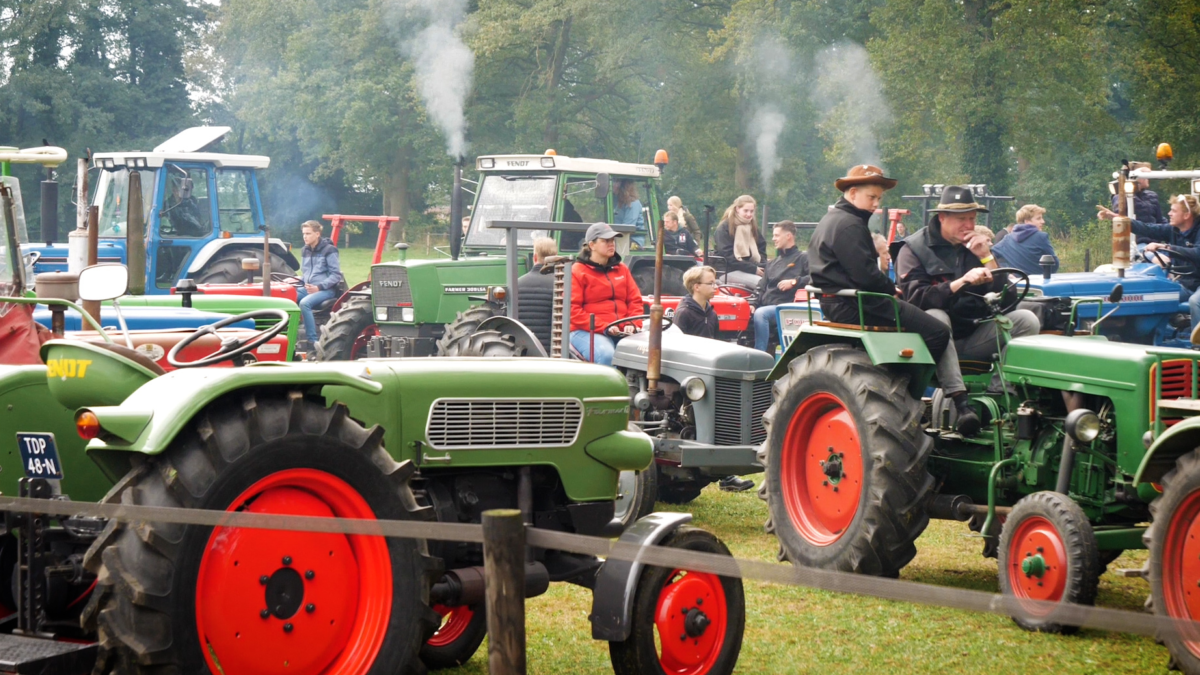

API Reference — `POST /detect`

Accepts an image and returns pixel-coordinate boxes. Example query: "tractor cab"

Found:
[24,126,299,294]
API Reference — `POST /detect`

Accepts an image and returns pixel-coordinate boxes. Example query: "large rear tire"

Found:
[435,306,502,357]
[316,295,378,361]
[195,250,297,284]
[82,392,438,674]
[608,527,744,675]
[1146,449,1200,674]
[758,344,933,576]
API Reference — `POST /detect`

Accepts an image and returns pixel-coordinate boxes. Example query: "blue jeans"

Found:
[295,286,337,342]
[753,305,777,352]
[1188,286,1200,340]
[570,330,616,366]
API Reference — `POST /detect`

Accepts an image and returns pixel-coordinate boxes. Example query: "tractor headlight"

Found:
[1065,409,1101,443]
[375,307,388,321]
[681,377,706,401]
[401,307,414,322]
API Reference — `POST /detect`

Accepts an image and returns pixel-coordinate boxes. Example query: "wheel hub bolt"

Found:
[305,570,315,580]
[684,607,710,638]
[260,575,269,585]
[260,609,270,619]
[306,603,316,613]
[282,556,293,566]
[283,623,294,633]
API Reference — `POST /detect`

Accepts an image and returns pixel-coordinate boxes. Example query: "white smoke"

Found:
[390,0,474,158]
[814,42,892,167]
[746,35,793,194]
[750,108,786,194]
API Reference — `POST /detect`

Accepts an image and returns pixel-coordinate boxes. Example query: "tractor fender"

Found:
[589,512,693,641]
[185,238,300,274]
[329,283,371,314]
[80,364,383,456]
[477,316,548,357]
[1136,416,1200,484]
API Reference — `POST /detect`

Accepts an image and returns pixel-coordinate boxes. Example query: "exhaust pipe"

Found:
[40,172,58,246]
[450,158,464,260]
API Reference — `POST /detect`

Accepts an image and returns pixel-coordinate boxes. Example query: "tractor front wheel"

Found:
[82,392,438,675]
[436,306,502,357]
[420,604,487,669]
[759,344,933,576]
[1146,449,1200,673]
[608,527,744,675]
[316,295,378,361]
[997,491,1100,634]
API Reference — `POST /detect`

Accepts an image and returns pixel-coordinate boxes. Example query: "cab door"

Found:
[150,163,215,291]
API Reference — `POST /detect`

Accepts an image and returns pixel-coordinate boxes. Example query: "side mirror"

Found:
[1108,284,1124,304]
[595,173,610,202]
[78,263,129,302]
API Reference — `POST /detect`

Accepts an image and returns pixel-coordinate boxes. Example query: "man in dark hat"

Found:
[809,165,962,430]
[896,186,1040,434]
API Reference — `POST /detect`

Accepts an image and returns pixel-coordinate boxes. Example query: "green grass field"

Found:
[438,485,1165,674]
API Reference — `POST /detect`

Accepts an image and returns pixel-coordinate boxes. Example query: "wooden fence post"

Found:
[482,508,526,674]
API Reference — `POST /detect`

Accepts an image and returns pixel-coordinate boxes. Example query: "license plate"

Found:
[16,433,63,479]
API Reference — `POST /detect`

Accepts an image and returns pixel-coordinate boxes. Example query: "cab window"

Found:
[161,165,211,238]
[216,168,258,234]
[559,176,607,252]
[613,178,652,249]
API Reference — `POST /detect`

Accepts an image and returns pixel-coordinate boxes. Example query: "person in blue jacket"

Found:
[297,220,345,346]
[991,204,1059,276]
[614,179,646,247]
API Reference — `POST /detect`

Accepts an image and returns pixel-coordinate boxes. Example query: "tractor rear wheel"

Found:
[420,604,487,669]
[997,491,1100,634]
[436,306,502,357]
[608,527,744,675]
[1146,449,1200,673]
[81,391,438,675]
[316,295,378,361]
[195,250,297,284]
[758,344,933,576]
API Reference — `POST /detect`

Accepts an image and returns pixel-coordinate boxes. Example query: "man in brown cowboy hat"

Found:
[809,164,958,420]
[896,185,1040,435]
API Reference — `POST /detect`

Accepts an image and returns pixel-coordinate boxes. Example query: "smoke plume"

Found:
[746,35,794,194]
[389,0,474,158]
[750,108,786,194]
[814,42,892,167]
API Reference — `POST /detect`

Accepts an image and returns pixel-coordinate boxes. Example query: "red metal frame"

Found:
[324,215,399,265]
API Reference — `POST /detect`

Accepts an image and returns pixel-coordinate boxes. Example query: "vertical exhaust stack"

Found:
[1112,160,1131,279]
[126,171,146,296]
[647,150,670,393]
[68,156,89,273]
[450,157,465,260]
[40,170,58,247]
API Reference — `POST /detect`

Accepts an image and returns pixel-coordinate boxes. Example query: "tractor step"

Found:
[0,633,96,674]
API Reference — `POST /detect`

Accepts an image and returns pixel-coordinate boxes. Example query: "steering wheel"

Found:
[271,272,300,284]
[601,313,674,336]
[167,309,290,368]
[717,283,755,297]
[1146,247,1175,274]
[966,267,1030,316]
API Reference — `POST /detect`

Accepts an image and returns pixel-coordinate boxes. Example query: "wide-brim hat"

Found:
[585,222,622,241]
[928,185,989,214]
[834,164,898,192]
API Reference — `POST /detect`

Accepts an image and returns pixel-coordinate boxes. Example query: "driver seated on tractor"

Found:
[614,179,646,248]
[570,222,643,366]
[1100,194,1200,340]
[297,219,345,349]
[751,220,809,353]
[895,186,1041,432]
[517,237,559,353]
[809,165,963,433]
[164,174,205,237]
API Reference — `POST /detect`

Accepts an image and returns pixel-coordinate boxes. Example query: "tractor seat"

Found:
[313,296,337,312]
[958,359,994,376]
[84,340,167,376]
[812,320,898,332]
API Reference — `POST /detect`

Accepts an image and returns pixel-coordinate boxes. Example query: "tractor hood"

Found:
[34,306,254,333]
[612,330,776,380]
[1030,269,1182,317]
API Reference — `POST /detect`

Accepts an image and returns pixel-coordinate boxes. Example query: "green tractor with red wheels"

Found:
[760,272,1200,670]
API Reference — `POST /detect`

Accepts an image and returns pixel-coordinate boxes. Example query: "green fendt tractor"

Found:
[760,272,1200,671]
[0,278,745,670]
[336,151,698,361]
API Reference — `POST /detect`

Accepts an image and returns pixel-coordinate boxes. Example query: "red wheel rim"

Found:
[780,393,864,545]
[195,469,392,674]
[427,604,475,647]
[653,570,727,675]
[350,324,380,360]
[1162,489,1200,654]
[1005,515,1068,616]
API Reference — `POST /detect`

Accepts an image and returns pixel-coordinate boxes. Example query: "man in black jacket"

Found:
[751,221,810,352]
[516,237,558,353]
[810,165,970,434]
[895,186,1040,432]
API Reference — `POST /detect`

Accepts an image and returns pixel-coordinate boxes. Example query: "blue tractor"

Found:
[24,127,298,294]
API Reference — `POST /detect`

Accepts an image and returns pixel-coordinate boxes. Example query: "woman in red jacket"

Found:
[570,222,644,365]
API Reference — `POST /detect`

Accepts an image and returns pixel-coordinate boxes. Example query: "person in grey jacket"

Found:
[298,220,344,345]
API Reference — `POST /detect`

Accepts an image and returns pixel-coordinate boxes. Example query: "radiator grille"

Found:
[426,398,583,450]
[751,380,773,444]
[714,379,744,446]
[1151,359,1196,425]
[372,266,413,306]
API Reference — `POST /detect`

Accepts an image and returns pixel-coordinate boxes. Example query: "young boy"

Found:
[675,265,719,338]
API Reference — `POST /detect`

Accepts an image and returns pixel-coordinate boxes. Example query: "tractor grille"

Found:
[1151,359,1196,424]
[425,398,583,450]
[372,267,412,306]
[713,379,775,445]
[751,380,773,444]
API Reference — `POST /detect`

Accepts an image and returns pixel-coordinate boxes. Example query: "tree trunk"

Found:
[381,157,410,244]
[734,143,752,193]
[542,16,573,149]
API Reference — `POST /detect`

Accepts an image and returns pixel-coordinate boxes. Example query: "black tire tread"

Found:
[1145,449,1200,673]
[83,391,438,675]
[435,306,502,357]
[757,344,934,576]
[315,295,376,361]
